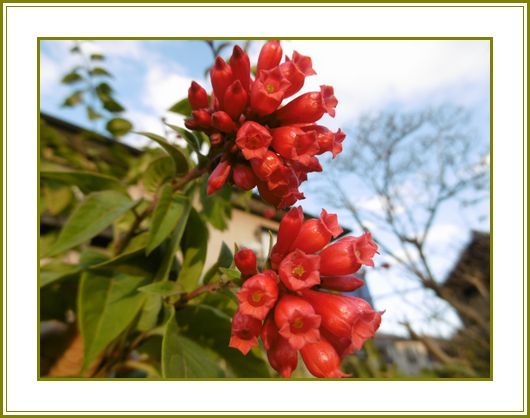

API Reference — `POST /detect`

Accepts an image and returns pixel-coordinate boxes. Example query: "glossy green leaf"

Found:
[106,118,133,137]
[219,267,241,280]
[177,208,208,291]
[138,132,190,176]
[99,94,125,112]
[41,170,127,194]
[47,190,135,256]
[167,97,192,117]
[61,71,83,84]
[79,270,148,369]
[138,281,184,297]
[162,308,224,378]
[143,155,176,193]
[165,124,201,154]
[136,294,162,332]
[40,263,81,287]
[202,242,233,284]
[200,182,232,230]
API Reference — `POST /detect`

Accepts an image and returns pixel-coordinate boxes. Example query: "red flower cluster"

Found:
[229,207,383,378]
[185,41,346,208]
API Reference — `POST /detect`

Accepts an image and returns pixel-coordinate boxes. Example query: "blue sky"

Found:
[40,39,490,337]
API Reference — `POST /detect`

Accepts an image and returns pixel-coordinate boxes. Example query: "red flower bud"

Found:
[191,109,212,129]
[232,163,258,191]
[271,126,319,165]
[210,56,234,107]
[274,85,338,124]
[229,45,251,92]
[271,206,304,263]
[235,121,272,160]
[280,51,316,98]
[290,209,343,254]
[279,249,320,291]
[234,248,258,278]
[267,335,298,378]
[229,310,262,355]
[236,273,279,320]
[300,337,349,378]
[250,151,282,180]
[320,275,364,292]
[223,80,248,120]
[211,111,237,133]
[257,40,282,73]
[207,160,231,195]
[274,294,321,350]
[250,67,290,116]
[261,316,279,351]
[188,81,209,110]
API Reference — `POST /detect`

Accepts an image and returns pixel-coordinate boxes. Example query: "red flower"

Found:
[271,126,320,165]
[223,80,248,120]
[250,150,283,180]
[279,249,320,291]
[189,109,211,130]
[274,85,338,124]
[300,337,349,378]
[280,51,316,98]
[320,275,364,292]
[257,40,283,73]
[290,209,343,254]
[235,121,272,160]
[261,317,297,378]
[301,125,346,158]
[229,310,262,355]
[274,294,321,350]
[229,45,251,92]
[188,81,209,110]
[236,273,279,320]
[270,206,304,267]
[210,56,233,107]
[207,160,231,195]
[250,67,290,116]
[234,248,258,278]
[211,111,237,133]
[232,164,258,191]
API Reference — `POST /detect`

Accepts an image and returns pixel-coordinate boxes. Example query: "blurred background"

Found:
[40,39,490,378]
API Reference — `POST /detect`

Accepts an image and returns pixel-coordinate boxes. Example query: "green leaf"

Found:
[138,132,190,176]
[62,90,83,107]
[177,208,208,292]
[78,270,148,369]
[40,263,81,287]
[219,267,241,280]
[86,105,103,120]
[42,184,73,215]
[136,294,162,332]
[175,305,270,377]
[200,181,232,230]
[106,118,133,137]
[165,124,201,154]
[143,156,176,193]
[202,242,233,284]
[61,71,83,84]
[139,281,184,297]
[41,170,127,194]
[98,93,125,112]
[90,53,105,61]
[47,190,135,256]
[95,82,113,95]
[89,67,111,77]
[168,98,192,117]
[162,308,224,378]
[147,186,190,255]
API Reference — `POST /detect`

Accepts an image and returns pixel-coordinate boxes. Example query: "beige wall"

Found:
[205,208,280,269]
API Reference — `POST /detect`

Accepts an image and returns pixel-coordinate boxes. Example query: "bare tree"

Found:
[318,105,490,376]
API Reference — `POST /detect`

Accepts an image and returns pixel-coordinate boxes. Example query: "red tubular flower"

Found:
[257,40,283,73]
[207,160,231,195]
[188,81,209,110]
[229,45,251,92]
[229,310,262,355]
[235,121,272,160]
[232,164,258,191]
[274,294,321,350]
[270,206,304,266]
[279,249,321,291]
[211,111,237,133]
[290,209,343,254]
[301,125,346,158]
[261,316,279,350]
[188,109,211,130]
[250,151,283,180]
[210,56,234,107]
[274,85,338,124]
[236,273,279,320]
[250,67,290,116]
[257,179,305,209]
[280,51,316,98]
[320,275,365,292]
[350,302,383,352]
[300,337,349,378]
[267,335,298,378]
[234,248,258,278]
[223,80,248,120]
[271,126,319,165]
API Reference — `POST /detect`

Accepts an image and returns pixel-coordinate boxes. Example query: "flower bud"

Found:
[223,80,248,120]
[270,206,304,265]
[207,160,231,195]
[191,109,212,129]
[211,111,237,133]
[250,151,282,180]
[290,209,343,254]
[229,310,262,355]
[250,67,290,116]
[279,249,320,291]
[261,316,279,351]
[274,294,321,350]
[188,81,209,110]
[300,337,349,378]
[319,233,378,276]
[210,56,234,107]
[274,85,338,124]
[320,275,364,292]
[237,273,279,320]
[267,335,298,378]
[257,40,283,73]
[229,45,251,92]
[234,248,258,278]
[232,164,258,191]
[235,121,272,160]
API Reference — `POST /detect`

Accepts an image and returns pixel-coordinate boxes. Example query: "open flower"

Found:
[236,273,279,320]
[229,310,262,355]
[279,249,320,291]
